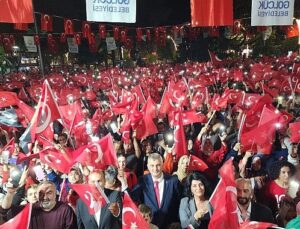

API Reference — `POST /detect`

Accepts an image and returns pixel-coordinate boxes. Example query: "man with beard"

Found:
[29,181,77,229]
[236,178,274,224]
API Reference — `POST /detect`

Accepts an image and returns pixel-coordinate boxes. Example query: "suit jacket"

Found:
[179,197,211,229]
[131,173,182,228]
[76,188,122,229]
[250,201,275,223]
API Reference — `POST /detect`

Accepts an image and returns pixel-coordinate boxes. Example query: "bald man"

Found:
[76,170,122,229]
[29,181,77,229]
[236,178,274,224]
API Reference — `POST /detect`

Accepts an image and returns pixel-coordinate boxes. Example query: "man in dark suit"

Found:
[76,170,122,229]
[131,153,182,228]
[236,178,274,224]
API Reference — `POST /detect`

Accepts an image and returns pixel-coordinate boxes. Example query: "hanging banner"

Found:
[190,0,233,27]
[86,0,136,23]
[67,37,78,54]
[106,37,117,52]
[251,0,295,26]
[23,36,37,52]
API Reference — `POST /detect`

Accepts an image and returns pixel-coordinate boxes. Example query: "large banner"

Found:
[190,0,233,27]
[251,0,295,26]
[86,0,136,23]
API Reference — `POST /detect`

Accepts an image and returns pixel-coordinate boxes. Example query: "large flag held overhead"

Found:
[0,204,32,229]
[190,0,233,27]
[20,80,62,143]
[0,0,34,23]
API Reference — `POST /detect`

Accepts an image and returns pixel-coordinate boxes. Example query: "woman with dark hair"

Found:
[179,172,212,229]
[259,160,295,216]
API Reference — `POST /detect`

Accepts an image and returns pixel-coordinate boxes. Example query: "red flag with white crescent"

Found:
[41,14,53,32]
[188,155,208,172]
[136,97,158,139]
[209,159,238,229]
[0,204,32,229]
[73,134,118,170]
[29,80,62,142]
[39,147,73,174]
[173,111,188,160]
[122,192,149,229]
[0,91,19,108]
[70,184,107,215]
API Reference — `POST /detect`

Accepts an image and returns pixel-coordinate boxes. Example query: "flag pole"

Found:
[31,1,45,77]
[95,182,110,204]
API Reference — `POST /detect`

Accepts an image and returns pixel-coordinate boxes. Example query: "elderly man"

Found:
[236,178,274,224]
[76,170,122,229]
[30,181,77,229]
[131,153,182,228]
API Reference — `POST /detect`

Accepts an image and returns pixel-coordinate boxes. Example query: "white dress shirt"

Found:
[152,173,164,207]
[94,208,101,226]
[237,202,251,224]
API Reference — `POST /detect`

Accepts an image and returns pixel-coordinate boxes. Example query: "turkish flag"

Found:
[99,25,106,39]
[292,62,300,74]
[64,19,74,35]
[169,110,207,127]
[173,112,188,160]
[241,106,282,154]
[41,14,53,32]
[0,204,32,229]
[73,134,118,170]
[190,0,233,27]
[0,0,33,23]
[159,88,177,115]
[0,91,19,108]
[239,221,277,229]
[136,97,158,139]
[29,80,62,142]
[122,192,149,229]
[210,94,227,111]
[188,155,208,172]
[82,21,91,38]
[59,101,84,131]
[0,138,15,157]
[131,85,146,104]
[112,94,136,115]
[70,184,107,215]
[289,122,300,143]
[209,159,238,229]
[15,100,35,127]
[39,147,73,174]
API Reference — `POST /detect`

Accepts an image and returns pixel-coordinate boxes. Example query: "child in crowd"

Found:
[138,204,159,229]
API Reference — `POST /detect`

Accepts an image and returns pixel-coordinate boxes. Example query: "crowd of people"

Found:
[0,52,300,229]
